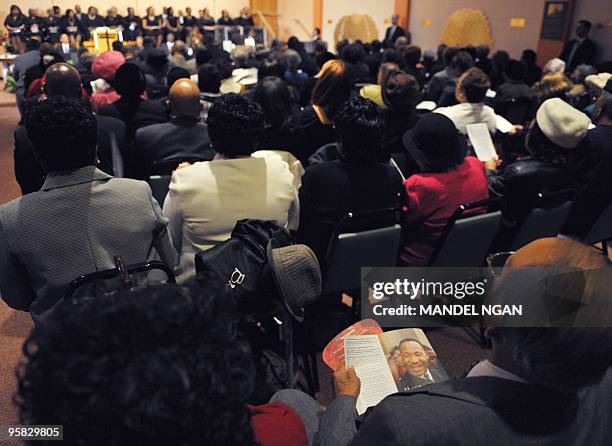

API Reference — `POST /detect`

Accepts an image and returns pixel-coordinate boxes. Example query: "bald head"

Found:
[44,63,81,98]
[169,79,201,118]
[506,237,607,269]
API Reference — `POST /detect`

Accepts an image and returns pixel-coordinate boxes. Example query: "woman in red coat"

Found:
[400,113,489,266]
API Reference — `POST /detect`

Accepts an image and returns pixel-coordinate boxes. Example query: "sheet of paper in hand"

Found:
[467,123,498,161]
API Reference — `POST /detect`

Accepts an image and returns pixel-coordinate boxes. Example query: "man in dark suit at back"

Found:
[13,62,126,194]
[560,20,597,73]
[135,78,214,177]
[57,33,78,64]
[383,14,406,48]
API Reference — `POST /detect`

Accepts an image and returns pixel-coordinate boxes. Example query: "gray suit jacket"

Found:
[315,373,612,446]
[0,166,175,317]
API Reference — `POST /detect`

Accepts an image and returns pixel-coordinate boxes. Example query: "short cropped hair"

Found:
[457,67,491,103]
[335,96,384,164]
[197,63,221,94]
[450,50,474,74]
[399,337,427,350]
[521,49,537,65]
[16,283,258,445]
[195,47,212,66]
[282,49,302,71]
[341,43,365,64]
[258,58,285,79]
[207,93,264,157]
[403,45,422,68]
[25,96,97,172]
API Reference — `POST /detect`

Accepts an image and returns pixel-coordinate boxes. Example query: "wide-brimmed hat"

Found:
[220,68,258,94]
[402,113,467,170]
[267,243,321,322]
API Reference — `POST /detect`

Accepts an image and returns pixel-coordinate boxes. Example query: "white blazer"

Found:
[435,102,498,135]
[163,155,299,283]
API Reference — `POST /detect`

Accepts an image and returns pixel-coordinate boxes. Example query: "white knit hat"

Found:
[536,98,590,149]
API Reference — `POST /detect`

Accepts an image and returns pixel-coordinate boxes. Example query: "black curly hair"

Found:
[207,93,264,157]
[24,96,97,172]
[335,96,384,165]
[16,283,258,446]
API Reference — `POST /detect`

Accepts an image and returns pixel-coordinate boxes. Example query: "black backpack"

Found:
[194,219,293,313]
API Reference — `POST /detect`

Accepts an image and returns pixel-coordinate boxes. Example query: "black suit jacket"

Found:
[327,374,612,446]
[13,115,126,195]
[99,98,168,139]
[560,37,597,71]
[134,116,214,176]
[384,25,405,47]
[397,367,447,392]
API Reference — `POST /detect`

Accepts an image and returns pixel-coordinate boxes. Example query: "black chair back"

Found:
[495,96,533,125]
[323,208,401,295]
[109,131,124,178]
[584,201,612,246]
[149,175,172,206]
[429,199,502,267]
[510,189,575,251]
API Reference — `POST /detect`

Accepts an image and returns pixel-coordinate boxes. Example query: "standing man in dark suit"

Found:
[560,20,597,73]
[383,14,405,48]
[135,78,214,177]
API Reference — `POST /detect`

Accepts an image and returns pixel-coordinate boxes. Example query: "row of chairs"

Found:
[321,190,612,297]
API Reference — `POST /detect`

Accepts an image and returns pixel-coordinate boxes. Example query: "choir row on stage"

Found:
[4,4,255,50]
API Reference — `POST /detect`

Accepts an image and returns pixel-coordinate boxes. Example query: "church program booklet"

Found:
[323,319,448,414]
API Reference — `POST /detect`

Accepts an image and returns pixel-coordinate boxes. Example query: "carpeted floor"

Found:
[0,86,489,432]
[0,87,32,434]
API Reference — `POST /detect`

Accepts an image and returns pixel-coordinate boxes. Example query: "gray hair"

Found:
[282,49,302,71]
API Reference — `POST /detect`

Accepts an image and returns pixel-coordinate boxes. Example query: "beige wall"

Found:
[409,0,546,58]
[278,0,312,41]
